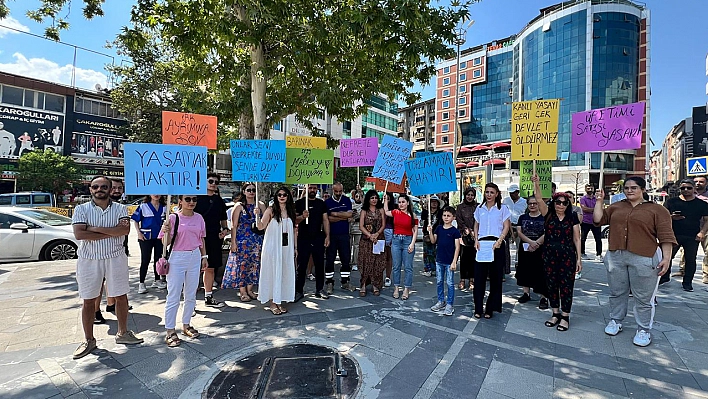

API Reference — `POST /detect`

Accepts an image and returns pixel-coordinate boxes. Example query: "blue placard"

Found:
[230,140,286,182]
[371,135,413,184]
[415,151,438,158]
[404,152,457,196]
[124,143,208,195]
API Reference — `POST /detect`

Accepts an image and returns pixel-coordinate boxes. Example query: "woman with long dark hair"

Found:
[473,183,511,319]
[358,190,386,296]
[222,182,266,301]
[532,175,582,331]
[384,193,418,300]
[254,187,296,315]
[456,187,477,291]
[383,192,396,287]
[131,195,167,294]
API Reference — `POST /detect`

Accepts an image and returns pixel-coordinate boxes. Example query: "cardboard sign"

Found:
[519,160,552,198]
[285,148,334,184]
[285,136,327,149]
[230,140,286,182]
[571,102,645,153]
[161,111,217,149]
[511,99,560,161]
[124,143,208,195]
[371,135,413,184]
[404,152,457,196]
[339,138,378,167]
[460,166,490,204]
[366,176,407,194]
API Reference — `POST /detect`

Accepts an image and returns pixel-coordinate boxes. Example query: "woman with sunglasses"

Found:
[222,183,266,301]
[532,175,581,331]
[254,187,296,315]
[515,197,549,308]
[384,193,418,300]
[473,183,511,319]
[159,195,207,347]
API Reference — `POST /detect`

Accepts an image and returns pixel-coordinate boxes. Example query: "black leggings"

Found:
[139,239,163,283]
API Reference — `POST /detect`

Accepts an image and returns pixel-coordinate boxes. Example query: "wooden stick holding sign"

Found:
[162,194,171,258]
[255,183,260,222]
[428,196,432,227]
[305,185,309,225]
[598,152,606,191]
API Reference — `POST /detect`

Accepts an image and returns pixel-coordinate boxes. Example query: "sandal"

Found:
[247,292,258,300]
[459,280,466,290]
[393,287,400,299]
[240,293,251,302]
[545,313,561,327]
[474,313,482,319]
[557,315,569,332]
[182,326,200,338]
[278,305,288,314]
[359,288,367,297]
[373,289,380,296]
[401,289,409,300]
[484,312,493,319]
[165,332,181,347]
[268,305,282,315]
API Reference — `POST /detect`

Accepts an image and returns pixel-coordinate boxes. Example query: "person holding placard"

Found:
[222,182,266,301]
[253,187,297,315]
[421,196,443,277]
[325,182,354,291]
[472,183,511,319]
[532,175,582,332]
[350,189,364,272]
[384,194,419,300]
[357,190,386,296]
[515,197,548,308]
[131,195,168,294]
[456,187,477,291]
[383,193,397,287]
[295,185,331,300]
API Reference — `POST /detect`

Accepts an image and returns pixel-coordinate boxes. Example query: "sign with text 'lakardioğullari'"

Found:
[230,140,286,182]
[124,143,207,195]
[511,99,560,161]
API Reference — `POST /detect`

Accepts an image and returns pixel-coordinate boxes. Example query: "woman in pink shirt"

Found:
[159,195,208,347]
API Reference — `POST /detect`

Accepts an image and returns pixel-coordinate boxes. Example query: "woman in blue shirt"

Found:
[131,195,167,294]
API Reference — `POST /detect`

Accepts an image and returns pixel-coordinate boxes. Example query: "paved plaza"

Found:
[1,233,708,398]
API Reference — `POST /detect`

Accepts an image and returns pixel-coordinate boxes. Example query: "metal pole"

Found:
[453,33,463,200]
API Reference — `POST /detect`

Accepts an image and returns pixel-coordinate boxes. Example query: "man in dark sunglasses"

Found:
[662,179,708,291]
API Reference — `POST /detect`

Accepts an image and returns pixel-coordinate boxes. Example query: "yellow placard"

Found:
[511,99,560,161]
[285,136,327,149]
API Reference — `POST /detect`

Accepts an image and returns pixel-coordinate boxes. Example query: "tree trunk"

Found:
[238,111,254,139]
[251,42,268,140]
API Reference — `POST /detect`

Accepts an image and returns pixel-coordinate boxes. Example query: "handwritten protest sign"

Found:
[162,111,217,149]
[366,176,407,194]
[340,138,378,167]
[415,151,438,158]
[511,99,560,161]
[230,140,286,182]
[124,143,207,195]
[286,136,327,149]
[285,148,334,184]
[571,102,645,153]
[371,135,413,184]
[519,160,552,198]
[405,152,457,196]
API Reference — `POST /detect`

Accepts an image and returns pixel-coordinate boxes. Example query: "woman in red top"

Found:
[384,194,418,300]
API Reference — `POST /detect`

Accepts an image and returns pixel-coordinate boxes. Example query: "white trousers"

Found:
[164,249,201,330]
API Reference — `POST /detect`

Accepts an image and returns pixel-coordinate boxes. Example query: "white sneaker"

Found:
[430,301,445,312]
[581,254,591,260]
[443,304,454,316]
[307,274,315,281]
[422,271,432,277]
[633,329,651,347]
[604,320,622,336]
[575,272,582,279]
[138,283,147,294]
[150,281,161,288]
[597,254,604,262]
[351,265,358,271]
[384,278,391,287]
[156,280,167,289]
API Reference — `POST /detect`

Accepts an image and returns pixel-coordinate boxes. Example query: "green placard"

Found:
[519,160,552,198]
[285,148,334,184]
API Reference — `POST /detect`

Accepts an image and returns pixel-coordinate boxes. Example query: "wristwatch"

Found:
[201,255,209,259]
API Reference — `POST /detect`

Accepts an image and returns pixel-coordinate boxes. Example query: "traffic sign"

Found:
[687,156,708,176]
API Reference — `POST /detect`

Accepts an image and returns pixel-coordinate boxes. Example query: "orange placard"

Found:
[366,175,407,194]
[162,111,217,149]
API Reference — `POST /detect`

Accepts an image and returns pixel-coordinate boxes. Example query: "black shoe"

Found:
[294,292,305,303]
[518,293,531,304]
[539,297,549,310]
[205,296,225,308]
[94,311,106,324]
[315,290,329,299]
[658,277,670,286]
[106,304,115,313]
[682,283,694,292]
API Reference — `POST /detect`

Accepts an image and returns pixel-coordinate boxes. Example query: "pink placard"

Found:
[339,137,379,167]
[571,102,645,153]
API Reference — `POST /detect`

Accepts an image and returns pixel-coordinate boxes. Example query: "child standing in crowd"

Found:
[428,206,461,316]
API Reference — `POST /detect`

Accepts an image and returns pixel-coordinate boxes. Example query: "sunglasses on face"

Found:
[680,186,694,191]
[554,200,569,206]
[183,197,198,203]
[245,188,256,193]
[277,193,288,198]
[208,179,219,185]
[91,184,109,190]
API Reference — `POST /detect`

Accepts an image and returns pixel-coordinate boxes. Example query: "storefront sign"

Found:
[0,105,65,160]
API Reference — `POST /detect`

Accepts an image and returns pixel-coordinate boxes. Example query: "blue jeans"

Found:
[391,234,415,287]
[436,262,455,305]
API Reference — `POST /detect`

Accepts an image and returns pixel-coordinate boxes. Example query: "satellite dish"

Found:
[95,84,103,91]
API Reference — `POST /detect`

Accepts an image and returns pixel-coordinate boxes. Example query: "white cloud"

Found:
[0,16,30,38]
[0,52,108,90]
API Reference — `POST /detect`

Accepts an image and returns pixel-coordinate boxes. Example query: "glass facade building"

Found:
[363,95,399,143]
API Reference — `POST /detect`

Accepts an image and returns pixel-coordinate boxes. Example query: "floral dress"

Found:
[358,208,385,289]
[222,203,264,288]
[542,213,579,313]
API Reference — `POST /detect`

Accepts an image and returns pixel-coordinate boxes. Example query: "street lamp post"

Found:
[453,19,474,196]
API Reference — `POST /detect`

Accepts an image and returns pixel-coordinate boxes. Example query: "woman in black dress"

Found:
[456,187,477,290]
[515,197,549,309]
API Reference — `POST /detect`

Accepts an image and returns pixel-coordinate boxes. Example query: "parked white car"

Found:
[0,207,78,262]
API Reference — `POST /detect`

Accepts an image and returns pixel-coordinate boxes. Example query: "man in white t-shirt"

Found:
[502,184,527,266]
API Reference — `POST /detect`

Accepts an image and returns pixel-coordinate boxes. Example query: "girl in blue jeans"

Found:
[428,207,461,316]
[384,194,418,300]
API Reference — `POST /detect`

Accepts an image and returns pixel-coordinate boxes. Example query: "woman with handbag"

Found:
[456,187,477,291]
[159,195,208,347]
[222,182,266,301]
[253,187,296,315]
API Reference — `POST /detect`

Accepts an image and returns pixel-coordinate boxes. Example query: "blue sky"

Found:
[0,0,706,149]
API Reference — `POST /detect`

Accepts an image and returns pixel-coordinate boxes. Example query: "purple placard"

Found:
[339,137,379,167]
[571,102,645,153]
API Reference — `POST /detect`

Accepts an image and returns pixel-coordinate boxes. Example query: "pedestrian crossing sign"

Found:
[687,156,708,176]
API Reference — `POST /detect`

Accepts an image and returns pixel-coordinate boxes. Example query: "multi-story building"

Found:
[398,98,435,154]
[434,0,650,191]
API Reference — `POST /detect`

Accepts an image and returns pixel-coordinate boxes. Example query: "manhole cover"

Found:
[205,344,360,399]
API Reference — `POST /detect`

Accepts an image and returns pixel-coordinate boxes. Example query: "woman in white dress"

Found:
[254,186,296,315]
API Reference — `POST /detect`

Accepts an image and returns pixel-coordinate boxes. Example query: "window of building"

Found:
[459,109,466,117]
[443,77,450,85]
[316,108,325,120]
[0,84,67,113]
[442,111,449,120]
[1,85,24,106]
[474,57,482,66]
[473,69,482,78]
[43,93,64,112]
[74,97,121,119]
[459,73,467,81]
[460,61,467,69]
[442,100,449,109]
[459,85,467,93]
[273,121,282,131]
[443,88,450,97]
[443,66,450,74]
[459,97,466,105]
[441,124,449,132]
[441,136,449,144]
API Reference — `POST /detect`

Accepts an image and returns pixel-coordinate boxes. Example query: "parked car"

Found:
[0,192,55,208]
[0,207,78,262]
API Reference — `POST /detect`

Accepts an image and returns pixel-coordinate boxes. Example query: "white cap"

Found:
[508,184,520,192]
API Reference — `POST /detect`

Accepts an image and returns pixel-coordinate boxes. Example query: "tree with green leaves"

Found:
[17,149,82,194]
[0,0,103,40]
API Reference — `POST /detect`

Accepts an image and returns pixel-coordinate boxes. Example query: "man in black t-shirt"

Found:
[662,179,708,291]
[294,184,330,301]
[194,172,228,308]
